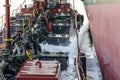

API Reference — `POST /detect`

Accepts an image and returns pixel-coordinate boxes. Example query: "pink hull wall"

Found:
[86,3,120,80]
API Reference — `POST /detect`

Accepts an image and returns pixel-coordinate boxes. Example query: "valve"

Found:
[35,61,42,68]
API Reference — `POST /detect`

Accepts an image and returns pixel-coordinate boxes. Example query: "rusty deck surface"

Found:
[86,2,120,80]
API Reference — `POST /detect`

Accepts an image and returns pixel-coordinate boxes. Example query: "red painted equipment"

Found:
[21,7,34,14]
[4,0,11,49]
[39,1,52,32]
[50,3,71,14]
[16,60,61,80]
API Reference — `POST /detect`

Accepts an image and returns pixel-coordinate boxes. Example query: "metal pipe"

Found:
[4,0,11,49]
[22,18,25,33]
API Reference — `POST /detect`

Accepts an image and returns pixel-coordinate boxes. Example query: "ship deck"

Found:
[40,0,102,80]
[0,0,102,80]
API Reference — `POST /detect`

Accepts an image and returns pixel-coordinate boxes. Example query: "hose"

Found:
[26,50,32,60]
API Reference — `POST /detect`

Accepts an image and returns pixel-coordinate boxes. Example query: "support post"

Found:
[4,0,12,55]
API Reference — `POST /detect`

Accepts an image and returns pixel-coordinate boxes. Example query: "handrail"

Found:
[22,18,25,33]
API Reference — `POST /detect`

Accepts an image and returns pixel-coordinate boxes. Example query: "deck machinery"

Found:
[0,0,85,80]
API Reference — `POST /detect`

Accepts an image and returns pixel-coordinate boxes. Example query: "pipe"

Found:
[22,18,25,33]
[4,0,11,49]
[39,1,52,32]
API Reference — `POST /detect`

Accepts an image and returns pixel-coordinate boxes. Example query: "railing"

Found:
[72,0,86,79]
